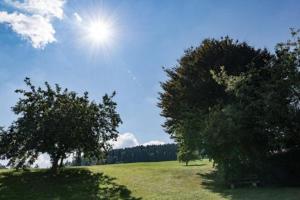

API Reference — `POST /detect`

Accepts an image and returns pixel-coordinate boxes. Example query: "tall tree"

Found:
[159,31,300,183]
[159,37,271,163]
[0,78,122,172]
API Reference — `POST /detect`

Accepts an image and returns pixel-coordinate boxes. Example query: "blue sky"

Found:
[0,0,300,148]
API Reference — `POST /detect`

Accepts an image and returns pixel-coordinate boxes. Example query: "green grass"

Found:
[0,160,299,200]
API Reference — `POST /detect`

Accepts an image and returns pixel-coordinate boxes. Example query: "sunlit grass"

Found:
[0,160,299,200]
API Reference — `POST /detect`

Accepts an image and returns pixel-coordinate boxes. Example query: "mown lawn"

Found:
[0,160,299,200]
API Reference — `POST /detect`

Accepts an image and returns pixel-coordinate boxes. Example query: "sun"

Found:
[76,10,118,56]
[87,20,113,45]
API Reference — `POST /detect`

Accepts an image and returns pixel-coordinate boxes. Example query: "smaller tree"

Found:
[1,78,122,172]
[177,145,198,166]
[171,113,203,166]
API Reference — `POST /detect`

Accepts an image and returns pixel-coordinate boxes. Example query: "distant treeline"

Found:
[107,143,177,164]
[72,143,177,166]
[0,164,6,169]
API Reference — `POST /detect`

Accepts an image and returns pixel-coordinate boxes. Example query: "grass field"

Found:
[0,160,299,200]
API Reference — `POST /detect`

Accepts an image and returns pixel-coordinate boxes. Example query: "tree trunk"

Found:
[51,156,60,174]
[185,161,188,166]
[59,157,64,168]
[75,151,82,166]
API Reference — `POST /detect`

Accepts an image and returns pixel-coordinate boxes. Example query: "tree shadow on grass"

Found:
[0,168,142,200]
[197,171,300,200]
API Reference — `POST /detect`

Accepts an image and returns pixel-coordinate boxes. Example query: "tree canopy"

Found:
[159,37,271,167]
[159,31,300,184]
[0,78,122,172]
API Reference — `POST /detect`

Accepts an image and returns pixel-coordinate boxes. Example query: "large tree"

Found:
[159,37,271,164]
[0,78,122,172]
[159,32,300,183]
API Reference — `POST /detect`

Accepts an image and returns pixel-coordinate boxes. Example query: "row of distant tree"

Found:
[71,143,177,165]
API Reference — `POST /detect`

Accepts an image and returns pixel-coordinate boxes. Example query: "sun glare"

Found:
[76,9,119,57]
[87,20,113,45]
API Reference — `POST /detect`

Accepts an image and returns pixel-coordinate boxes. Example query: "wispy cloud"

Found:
[73,12,82,23]
[127,69,137,81]
[0,0,65,48]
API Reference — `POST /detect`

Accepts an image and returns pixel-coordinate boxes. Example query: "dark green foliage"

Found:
[159,37,270,137]
[0,127,6,160]
[0,169,141,200]
[73,144,177,165]
[107,143,177,164]
[210,30,300,183]
[159,37,271,176]
[0,78,122,172]
[159,32,300,185]
[158,37,270,162]
[264,148,300,186]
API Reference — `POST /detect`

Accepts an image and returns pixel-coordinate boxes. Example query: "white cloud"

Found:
[33,153,73,168]
[4,0,65,19]
[73,12,82,23]
[0,159,8,167]
[112,132,139,149]
[143,140,165,146]
[112,132,166,149]
[0,0,65,48]
[0,155,51,168]
[0,11,56,48]
[34,154,51,168]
